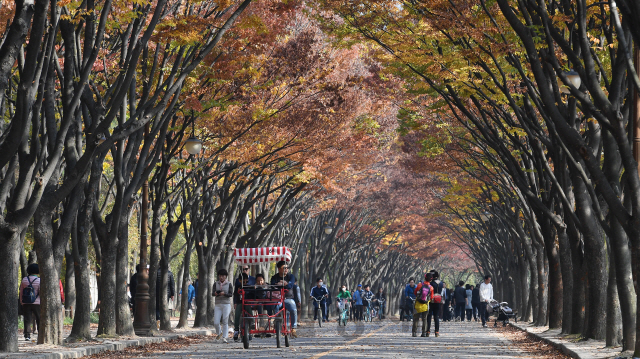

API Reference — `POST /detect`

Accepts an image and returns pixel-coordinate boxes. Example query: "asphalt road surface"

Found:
[152,318,525,358]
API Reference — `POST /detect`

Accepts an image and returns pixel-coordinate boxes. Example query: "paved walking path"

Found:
[511,322,626,359]
[149,319,525,358]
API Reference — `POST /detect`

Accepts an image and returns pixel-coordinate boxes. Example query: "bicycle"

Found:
[337,299,349,326]
[370,304,377,321]
[363,294,374,322]
[403,297,416,321]
[377,298,386,320]
[311,296,326,327]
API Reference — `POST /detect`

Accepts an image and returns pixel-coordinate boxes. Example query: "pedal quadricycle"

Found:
[234,247,293,349]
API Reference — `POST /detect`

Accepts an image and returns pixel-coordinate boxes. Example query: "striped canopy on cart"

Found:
[233,247,292,265]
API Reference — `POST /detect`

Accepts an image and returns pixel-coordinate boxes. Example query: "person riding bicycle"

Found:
[310,278,329,322]
[373,287,386,319]
[336,285,351,310]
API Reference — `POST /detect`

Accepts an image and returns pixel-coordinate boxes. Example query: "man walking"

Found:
[479,275,494,328]
[352,284,364,321]
[454,281,467,321]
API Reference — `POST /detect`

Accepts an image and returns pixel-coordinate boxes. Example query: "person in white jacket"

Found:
[478,275,493,328]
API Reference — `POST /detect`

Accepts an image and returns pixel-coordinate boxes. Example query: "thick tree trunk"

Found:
[97,240,117,336]
[0,228,21,352]
[193,234,209,327]
[33,207,65,345]
[116,220,134,335]
[69,209,92,340]
[541,218,562,328]
[606,254,622,347]
[535,246,546,325]
[557,228,573,334]
[177,242,193,328]
[573,178,606,339]
[610,216,637,351]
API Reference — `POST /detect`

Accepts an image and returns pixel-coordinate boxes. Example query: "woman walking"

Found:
[412,272,433,337]
[465,285,473,321]
[213,269,233,343]
[20,263,41,341]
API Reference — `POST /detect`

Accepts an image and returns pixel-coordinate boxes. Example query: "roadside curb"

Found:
[0,329,216,359]
[509,322,624,359]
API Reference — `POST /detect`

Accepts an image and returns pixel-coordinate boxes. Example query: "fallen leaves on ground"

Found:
[497,325,572,359]
[81,335,211,358]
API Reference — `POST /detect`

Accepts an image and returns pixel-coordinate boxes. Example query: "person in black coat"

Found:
[130,264,141,315]
[156,268,175,320]
[472,283,481,321]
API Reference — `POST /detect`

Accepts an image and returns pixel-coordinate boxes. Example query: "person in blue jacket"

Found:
[404,278,417,321]
[310,278,329,321]
[187,280,196,310]
[352,284,364,321]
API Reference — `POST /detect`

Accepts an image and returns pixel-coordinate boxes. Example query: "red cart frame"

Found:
[234,247,292,349]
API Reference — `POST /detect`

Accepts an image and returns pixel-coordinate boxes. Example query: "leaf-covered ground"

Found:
[497,325,572,359]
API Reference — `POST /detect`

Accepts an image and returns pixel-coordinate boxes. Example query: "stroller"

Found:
[488,300,517,327]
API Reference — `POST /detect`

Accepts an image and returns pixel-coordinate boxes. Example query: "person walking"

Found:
[129,264,141,315]
[20,263,41,341]
[233,272,249,341]
[156,267,175,320]
[213,269,233,343]
[441,282,451,321]
[454,281,467,321]
[472,283,481,321]
[352,284,364,321]
[465,284,473,322]
[399,285,406,321]
[479,275,494,328]
[412,273,433,337]
[427,271,443,337]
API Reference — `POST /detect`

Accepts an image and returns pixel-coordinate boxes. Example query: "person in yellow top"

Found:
[412,272,434,337]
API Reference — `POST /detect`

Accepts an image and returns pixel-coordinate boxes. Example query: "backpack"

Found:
[22,276,38,304]
[432,281,443,304]
[416,282,431,304]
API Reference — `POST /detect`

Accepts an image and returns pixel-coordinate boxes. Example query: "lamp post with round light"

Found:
[133,120,202,336]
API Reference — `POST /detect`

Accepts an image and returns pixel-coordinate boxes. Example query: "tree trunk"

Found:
[177,241,194,328]
[116,219,134,335]
[0,229,22,352]
[33,207,65,345]
[64,241,76,317]
[606,253,622,347]
[610,215,637,351]
[97,239,117,336]
[69,203,92,340]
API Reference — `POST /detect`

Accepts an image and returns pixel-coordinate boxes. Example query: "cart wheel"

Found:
[318,315,322,328]
[276,322,281,348]
[285,333,290,347]
[243,320,250,349]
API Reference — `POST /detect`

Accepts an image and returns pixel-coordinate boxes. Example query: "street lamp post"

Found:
[134,123,152,336]
[133,119,203,335]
